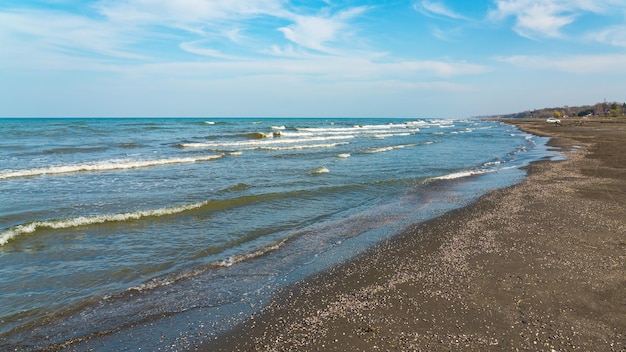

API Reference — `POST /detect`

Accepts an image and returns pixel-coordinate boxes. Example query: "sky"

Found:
[1,0,625,118]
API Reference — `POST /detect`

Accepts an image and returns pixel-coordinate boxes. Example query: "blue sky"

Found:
[1,0,625,117]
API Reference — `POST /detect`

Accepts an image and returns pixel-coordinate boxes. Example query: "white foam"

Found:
[311,166,329,174]
[258,142,349,151]
[218,239,287,267]
[128,238,290,292]
[180,135,354,148]
[182,122,421,151]
[295,124,419,136]
[372,132,412,139]
[362,144,418,154]
[484,161,502,166]
[0,201,210,246]
[364,146,394,154]
[430,169,489,181]
[0,155,223,180]
[336,153,351,158]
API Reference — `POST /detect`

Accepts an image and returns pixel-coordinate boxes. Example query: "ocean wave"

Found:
[429,169,490,181]
[246,131,276,139]
[361,143,418,154]
[0,201,210,246]
[258,142,349,151]
[295,124,419,136]
[372,132,412,139]
[220,183,252,192]
[42,147,108,155]
[0,155,223,180]
[216,238,288,268]
[127,237,290,293]
[179,135,354,149]
[311,166,330,174]
[179,122,422,151]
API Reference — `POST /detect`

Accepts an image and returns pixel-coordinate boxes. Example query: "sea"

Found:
[0,118,559,350]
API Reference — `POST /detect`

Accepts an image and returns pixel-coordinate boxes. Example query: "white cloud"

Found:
[179,41,237,59]
[278,7,368,53]
[416,0,468,20]
[429,25,463,41]
[0,10,148,67]
[585,25,626,47]
[496,53,626,73]
[0,1,375,69]
[126,55,488,83]
[488,0,575,38]
[97,0,373,57]
[98,0,287,24]
[389,60,488,77]
[488,0,626,39]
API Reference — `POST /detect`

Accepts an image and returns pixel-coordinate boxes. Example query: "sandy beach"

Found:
[202,118,625,351]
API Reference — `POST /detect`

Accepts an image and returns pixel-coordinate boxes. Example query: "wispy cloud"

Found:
[278,7,369,53]
[98,0,371,55]
[415,0,468,20]
[585,25,626,48]
[0,2,370,66]
[97,0,287,24]
[0,10,146,61]
[488,0,626,40]
[496,53,626,73]
[488,0,575,39]
[179,41,238,59]
[0,1,487,80]
[126,55,488,83]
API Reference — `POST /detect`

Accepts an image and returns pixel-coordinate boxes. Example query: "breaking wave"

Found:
[0,201,210,246]
[430,170,489,180]
[361,143,419,154]
[258,142,349,151]
[0,155,224,180]
[179,135,355,149]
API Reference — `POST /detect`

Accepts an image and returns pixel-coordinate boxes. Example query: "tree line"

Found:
[484,101,626,119]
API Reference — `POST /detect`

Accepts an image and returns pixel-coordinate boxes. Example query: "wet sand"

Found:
[201,118,625,351]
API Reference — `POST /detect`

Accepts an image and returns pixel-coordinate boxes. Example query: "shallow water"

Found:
[0,118,558,350]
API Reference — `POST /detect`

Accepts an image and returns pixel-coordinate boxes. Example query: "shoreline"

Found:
[201,119,625,351]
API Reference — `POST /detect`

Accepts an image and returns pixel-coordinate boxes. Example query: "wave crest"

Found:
[0,155,223,180]
[0,201,210,246]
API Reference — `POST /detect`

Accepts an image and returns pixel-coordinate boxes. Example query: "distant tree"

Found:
[483,101,624,119]
[610,107,621,117]
[594,103,605,116]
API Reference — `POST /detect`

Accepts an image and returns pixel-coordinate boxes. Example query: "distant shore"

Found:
[201,118,626,351]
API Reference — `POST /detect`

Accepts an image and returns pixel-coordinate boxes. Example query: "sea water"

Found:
[0,118,557,350]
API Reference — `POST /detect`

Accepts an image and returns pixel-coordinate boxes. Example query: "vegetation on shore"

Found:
[484,101,626,119]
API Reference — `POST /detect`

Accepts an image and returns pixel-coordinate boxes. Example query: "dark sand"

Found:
[201,118,625,351]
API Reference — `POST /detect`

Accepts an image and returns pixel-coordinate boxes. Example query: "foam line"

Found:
[258,142,349,151]
[0,155,223,180]
[430,169,489,181]
[180,136,354,148]
[361,144,418,154]
[0,201,210,246]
